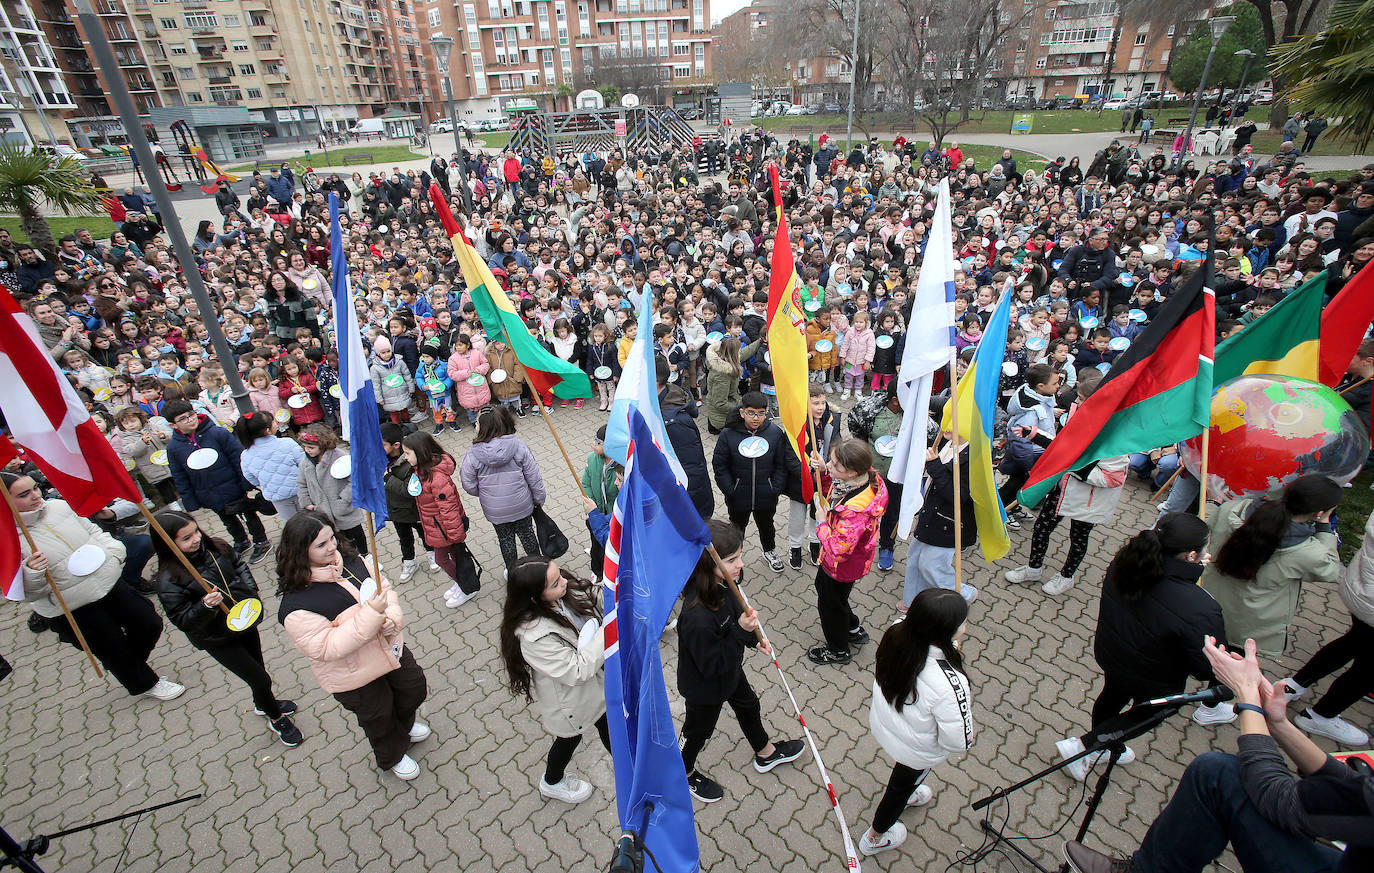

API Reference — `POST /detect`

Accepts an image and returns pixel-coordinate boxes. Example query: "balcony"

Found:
[208,75,232,84]
[213,97,241,105]
[196,49,225,60]
[40,6,73,23]
[129,80,155,91]
[115,54,142,67]
[79,86,105,97]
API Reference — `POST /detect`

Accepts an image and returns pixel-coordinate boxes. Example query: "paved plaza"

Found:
[0,395,1363,872]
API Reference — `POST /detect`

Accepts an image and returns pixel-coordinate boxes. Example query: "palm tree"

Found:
[0,142,105,258]
[1270,0,1374,153]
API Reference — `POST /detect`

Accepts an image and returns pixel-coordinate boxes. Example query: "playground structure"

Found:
[507,105,697,157]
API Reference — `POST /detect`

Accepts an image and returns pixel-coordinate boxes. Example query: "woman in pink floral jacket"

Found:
[808,438,890,667]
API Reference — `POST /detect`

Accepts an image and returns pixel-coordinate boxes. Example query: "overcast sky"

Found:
[711,0,750,25]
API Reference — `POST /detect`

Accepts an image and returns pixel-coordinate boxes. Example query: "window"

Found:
[1165,24,1174,36]
[224,13,240,25]
[170,44,188,54]
[498,74,509,88]
[488,0,499,14]
[1133,32,1146,45]
[825,62,838,76]
[232,40,249,50]
[673,64,688,77]
[159,16,176,27]
[177,66,195,78]
[187,91,204,101]
[238,63,255,74]
[1035,57,1046,68]
[256,38,273,49]
[673,42,687,54]
[428,7,440,24]
[1159,49,1169,62]
[246,87,262,97]
[183,11,218,28]
[1040,32,1050,45]
[1045,6,1054,17]
[249,12,268,25]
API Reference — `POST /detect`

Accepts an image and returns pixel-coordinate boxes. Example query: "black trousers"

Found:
[1080,672,1174,745]
[333,647,428,770]
[728,502,778,552]
[680,674,770,775]
[57,580,163,695]
[393,521,424,562]
[205,629,281,719]
[545,713,611,784]
[493,516,540,567]
[871,762,929,834]
[338,524,368,556]
[1294,616,1374,718]
[587,520,606,579]
[879,479,903,552]
[216,507,267,546]
[815,568,860,652]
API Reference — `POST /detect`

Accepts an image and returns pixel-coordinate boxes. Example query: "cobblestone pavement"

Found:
[1,397,1365,873]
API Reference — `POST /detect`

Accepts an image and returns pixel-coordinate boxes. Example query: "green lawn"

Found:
[0,215,116,244]
[1337,468,1374,562]
[226,144,424,173]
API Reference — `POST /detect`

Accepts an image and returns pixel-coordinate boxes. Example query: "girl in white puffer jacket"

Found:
[860,588,974,857]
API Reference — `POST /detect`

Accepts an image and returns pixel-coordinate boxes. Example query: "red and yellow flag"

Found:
[766,165,813,503]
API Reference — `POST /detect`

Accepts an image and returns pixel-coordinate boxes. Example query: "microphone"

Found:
[1144,686,1235,708]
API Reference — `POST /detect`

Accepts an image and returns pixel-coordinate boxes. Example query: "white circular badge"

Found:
[274,408,292,423]
[187,448,219,470]
[738,436,769,458]
[875,335,894,349]
[150,449,169,466]
[1096,362,1113,374]
[814,339,834,353]
[66,544,106,577]
[466,373,486,386]
[330,455,352,479]
[407,473,422,496]
[329,384,343,398]
[302,277,319,291]
[1001,361,1019,376]
[803,299,820,312]
[1080,316,1099,329]
[357,577,378,603]
[705,331,724,344]
[874,434,897,457]
[1129,309,1147,322]
[1026,336,1047,351]
[287,393,309,408]
[594,366,612,380]
[1108,336,1130,351]
[491,368,508,384]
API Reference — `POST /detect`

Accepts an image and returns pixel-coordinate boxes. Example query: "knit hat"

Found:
[420,338,442,357]
[372,336,392,354]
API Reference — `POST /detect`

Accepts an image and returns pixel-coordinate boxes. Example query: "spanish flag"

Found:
[766,165,813,503]
[1212,273,1324,387]
[941,280,1014,561]
[429,183,591,400]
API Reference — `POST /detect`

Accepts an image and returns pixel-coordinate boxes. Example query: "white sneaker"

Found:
[823,382,835,394]
[1293,709,1370,745]
[399,560,418,582]
[962,585,978,604]
[841,389,852,400]
[141,498,156,510]
[391,754,420,780]
[445,588,477,608]
[539,775,593,803]
[144,678,186,701]
[1276,677,1309,703]
[409,721,432,743]
[906,784,934,807]
[426,552,440,572]
[1193,702,1237,726]
[1055,736,1094,781]
[1003,565,1042,584]
[858,821,907,856]
[1041,574,1076,595]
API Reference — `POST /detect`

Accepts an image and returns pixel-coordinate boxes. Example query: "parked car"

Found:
[784,104,808,116]
[822,102,843,113]
[429,120,453,133]
[45,144,87,163]
[677,106,701,120]
[1102,98,1131,110]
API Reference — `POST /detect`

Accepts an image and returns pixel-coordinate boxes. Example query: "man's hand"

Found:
[1203,635,1263,705]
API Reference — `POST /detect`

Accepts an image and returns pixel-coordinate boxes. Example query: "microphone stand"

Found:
[606,801,654,873]
[1,794,202,872]
[970,701,1187,873]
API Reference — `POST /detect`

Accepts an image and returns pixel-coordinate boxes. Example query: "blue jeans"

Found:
[1129,451,1180,488]
[117,533,153,589]
[903,538,976,607]
[1133,752,1341,873]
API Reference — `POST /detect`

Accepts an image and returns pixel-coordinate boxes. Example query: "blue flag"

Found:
[602,289,687,483]
[603,408,709,872]
[329,193,388,531]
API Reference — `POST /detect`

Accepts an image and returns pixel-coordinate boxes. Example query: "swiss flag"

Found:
[0,285,141,524]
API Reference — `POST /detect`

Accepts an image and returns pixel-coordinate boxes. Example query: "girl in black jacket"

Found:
[1054,512,1225,780]
[676,519,803,803]
[152,510,304,746]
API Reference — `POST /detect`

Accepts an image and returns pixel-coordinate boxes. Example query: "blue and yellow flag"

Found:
[940,281,1013,561]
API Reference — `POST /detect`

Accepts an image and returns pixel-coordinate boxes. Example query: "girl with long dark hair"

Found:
[1054,513,1223,780]
[859,588,973,856]
[677,520,803,804]
[276,511,430,781]
[152,510,303,745]
[401,431,480,609]
[498,555,607,803]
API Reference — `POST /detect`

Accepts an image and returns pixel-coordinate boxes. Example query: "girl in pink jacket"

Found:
[446,334,492,425]
[808,438,889,667]
[838,311,876,400]
[278,511,432,781]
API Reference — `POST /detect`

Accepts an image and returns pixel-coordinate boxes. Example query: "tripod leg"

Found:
[1073,747,1122,845]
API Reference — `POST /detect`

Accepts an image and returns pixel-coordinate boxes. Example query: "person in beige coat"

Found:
[499,555,607,804]
[4,471,182,700]
[277,511,430,780]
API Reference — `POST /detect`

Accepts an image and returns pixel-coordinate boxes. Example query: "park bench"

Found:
[341,153,375,165]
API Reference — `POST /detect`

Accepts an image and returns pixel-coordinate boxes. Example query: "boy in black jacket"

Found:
[711,392,799,573]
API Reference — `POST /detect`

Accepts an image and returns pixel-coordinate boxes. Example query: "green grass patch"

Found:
[0,215,116,244]
[226,144,424,173]
[476,132,512,151]
[1337,467,1374,562]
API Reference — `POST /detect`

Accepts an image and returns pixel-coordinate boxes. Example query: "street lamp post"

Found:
[429,34,472,212]
[1232,48,1256,122]
[1178,14,1234,165]
[842,0,859,153]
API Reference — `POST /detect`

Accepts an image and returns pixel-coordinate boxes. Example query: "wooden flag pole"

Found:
[0,484,103,676]
[1339,375,1371,396]
[135,504,232,614]
[364,511,384,587]
[1198,427,1212,522]
[708,544,768,646]
[948,355,964,596]
[528,385,590,500]
[1150,466,1183,503]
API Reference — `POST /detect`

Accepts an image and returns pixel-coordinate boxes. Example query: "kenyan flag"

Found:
[1018,263,1216,508]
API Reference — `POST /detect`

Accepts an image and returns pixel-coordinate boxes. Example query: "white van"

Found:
[350,119,386,136]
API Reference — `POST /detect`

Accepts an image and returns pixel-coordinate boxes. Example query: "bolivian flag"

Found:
[1212,273,1325,387]
[429,183,591,400]
[766,165,813,503]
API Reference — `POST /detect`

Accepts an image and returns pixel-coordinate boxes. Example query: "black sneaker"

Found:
[233,540,251,559]
[807,645,852,665]
[249,541,274,564]
[789,547,803,570]
[128,576,159,596]
[255,699,298,717]
[433,420,446,435]
[516,405,528,417]
[270,715,304,747]
[848,626,870,646]
[753,739,805,773]
[809,542,820,565]
[687,771,724,803]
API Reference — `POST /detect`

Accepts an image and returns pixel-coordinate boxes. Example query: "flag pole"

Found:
[1198,427,1211,522]
[134,504,232,615]
[364,511,384,586]
[1339,375,1372,396]
[948,353,964,595]
[0,484,103,676]
[527,384,590,500]
[1150,466,1183,503]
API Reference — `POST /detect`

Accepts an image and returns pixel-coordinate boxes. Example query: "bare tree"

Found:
[768,0,882,113]
[579,52,671,104]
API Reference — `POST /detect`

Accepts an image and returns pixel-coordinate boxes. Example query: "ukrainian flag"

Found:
[941,281,1013,561]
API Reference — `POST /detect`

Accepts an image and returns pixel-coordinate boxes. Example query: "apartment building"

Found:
[1,0,77,144]
[417,0,712,125]
[996,0,1184,101]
